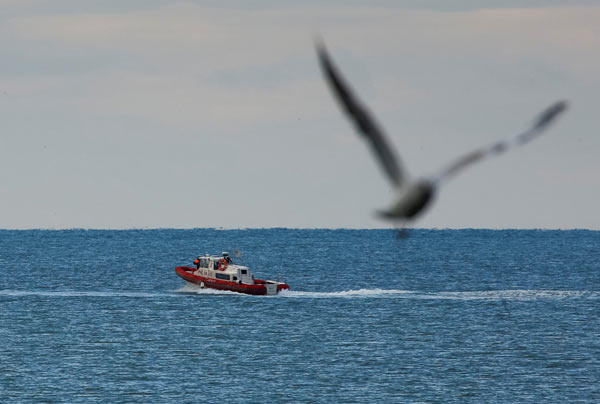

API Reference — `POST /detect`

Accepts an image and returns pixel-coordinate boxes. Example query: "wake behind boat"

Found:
[175,252,289,296]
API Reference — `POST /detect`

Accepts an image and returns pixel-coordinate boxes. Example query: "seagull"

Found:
[316,41,568,222]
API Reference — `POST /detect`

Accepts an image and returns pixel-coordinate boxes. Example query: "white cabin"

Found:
[193,253,255,285]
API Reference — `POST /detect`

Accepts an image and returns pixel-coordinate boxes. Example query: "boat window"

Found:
[199,258,208,268]
[241,270,247,275]
[215,273,230,281]
[232,276,237,281]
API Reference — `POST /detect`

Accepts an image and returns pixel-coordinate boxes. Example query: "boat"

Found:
[175,252,290,296]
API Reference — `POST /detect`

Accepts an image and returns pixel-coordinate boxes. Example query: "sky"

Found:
[1,0,599,229]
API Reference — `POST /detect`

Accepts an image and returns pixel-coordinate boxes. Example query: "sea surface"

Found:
[1,229,599,403]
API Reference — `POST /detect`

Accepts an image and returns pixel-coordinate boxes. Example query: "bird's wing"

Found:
[436,101,568,182]
[316,41,405,188]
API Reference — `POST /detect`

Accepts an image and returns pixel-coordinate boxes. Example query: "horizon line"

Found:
[0,227,598,231]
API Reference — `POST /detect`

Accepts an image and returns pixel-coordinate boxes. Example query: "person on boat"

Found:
[223,252,231,264]
[193,257,200,270]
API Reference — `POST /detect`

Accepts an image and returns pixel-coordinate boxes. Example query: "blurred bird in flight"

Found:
[316,40,568,225]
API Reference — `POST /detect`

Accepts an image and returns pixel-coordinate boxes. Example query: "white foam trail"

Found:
[175,284,244,296]
[1,288,597,300]
[0,290,180,298]
[277,289,600,300]
[278,288,413,298]
[428,289,600,301]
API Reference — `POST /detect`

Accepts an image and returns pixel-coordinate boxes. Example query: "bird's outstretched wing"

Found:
[437,101,568,182]
[316,41,405,188]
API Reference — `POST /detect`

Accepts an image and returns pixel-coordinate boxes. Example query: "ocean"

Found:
[1,229,599,402]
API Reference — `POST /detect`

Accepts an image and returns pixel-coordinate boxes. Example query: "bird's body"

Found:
[316,41,567,222]
[378,179,436,220]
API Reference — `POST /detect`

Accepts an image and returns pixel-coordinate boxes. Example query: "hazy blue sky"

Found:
[1,1,598,229]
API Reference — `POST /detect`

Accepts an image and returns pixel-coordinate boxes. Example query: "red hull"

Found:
[175,266,289,296]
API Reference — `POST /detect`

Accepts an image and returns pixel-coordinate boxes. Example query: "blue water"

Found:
[1,229,599,402]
